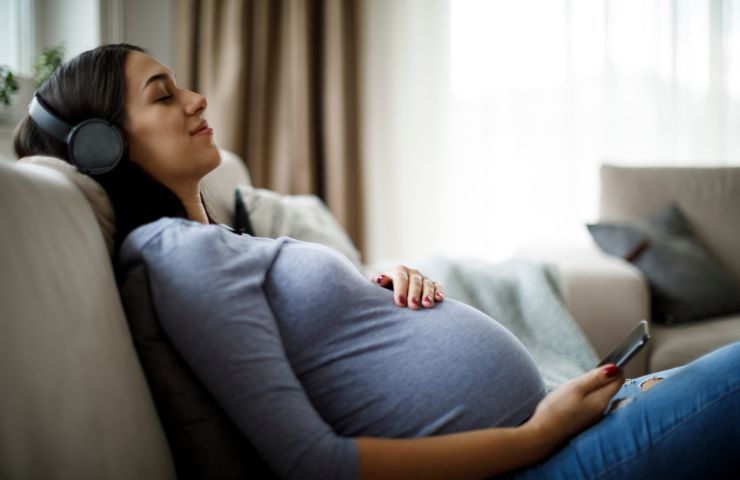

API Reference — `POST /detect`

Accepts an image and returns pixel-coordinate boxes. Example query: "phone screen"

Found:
[597,320,650,369]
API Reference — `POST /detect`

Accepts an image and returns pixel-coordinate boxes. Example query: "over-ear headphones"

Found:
[28,93,126,175]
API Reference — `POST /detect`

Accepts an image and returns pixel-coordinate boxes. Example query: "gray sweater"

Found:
[119,218,546,480]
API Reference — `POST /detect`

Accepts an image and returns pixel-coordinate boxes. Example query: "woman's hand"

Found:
[372,265,444,309]
[522,364,625,454]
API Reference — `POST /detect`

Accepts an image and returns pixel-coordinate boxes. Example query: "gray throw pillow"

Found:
[587,202,740,325]
[118,264,277,480]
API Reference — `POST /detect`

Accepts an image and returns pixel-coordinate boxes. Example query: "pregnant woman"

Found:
[14,44,739,479]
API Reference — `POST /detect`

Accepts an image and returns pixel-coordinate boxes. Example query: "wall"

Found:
[122,0,173,67]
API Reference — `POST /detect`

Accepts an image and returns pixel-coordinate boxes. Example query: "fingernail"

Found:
[603,365,619,378]
[423,295,432,305]
[411,297,419,306]
[435,292,444,300]
[376,275,385,284]
[398,296,406,306]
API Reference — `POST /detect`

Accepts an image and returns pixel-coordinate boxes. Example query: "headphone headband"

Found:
[28,94,71,143]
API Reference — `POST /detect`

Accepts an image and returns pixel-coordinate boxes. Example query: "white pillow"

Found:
[236,183,363,270]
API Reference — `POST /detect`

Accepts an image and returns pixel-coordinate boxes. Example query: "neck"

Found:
[179,188,209,224]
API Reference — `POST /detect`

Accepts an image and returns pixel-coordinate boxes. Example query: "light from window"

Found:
[0,0,34,75]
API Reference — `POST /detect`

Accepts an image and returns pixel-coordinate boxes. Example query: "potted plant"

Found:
[33,44,65,87]
[0,44,65,127]
[0,65,27,126]
[0,66,19,108]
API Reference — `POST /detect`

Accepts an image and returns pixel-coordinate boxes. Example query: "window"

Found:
[362,0,740,263]
[0,0,35,75]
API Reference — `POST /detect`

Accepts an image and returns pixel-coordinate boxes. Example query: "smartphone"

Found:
[597,320,650,369]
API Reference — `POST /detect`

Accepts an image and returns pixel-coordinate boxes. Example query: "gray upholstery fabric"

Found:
[588,203,740,324]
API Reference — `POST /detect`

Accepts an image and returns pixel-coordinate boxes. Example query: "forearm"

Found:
[356,424,558,480]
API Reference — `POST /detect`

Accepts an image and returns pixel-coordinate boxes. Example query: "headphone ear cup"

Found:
[67,119,125,175]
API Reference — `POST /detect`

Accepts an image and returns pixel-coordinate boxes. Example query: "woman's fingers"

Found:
[594,368,625,398]
[374,274,392,289]
[421,277,436,308]
[407,270,425,309]
[374,266,442,309]
[574,364,623,395]
[433,282,444,303]
[392,267,410,307]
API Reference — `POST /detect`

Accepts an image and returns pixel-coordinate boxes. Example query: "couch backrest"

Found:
[0,161,176,479]
[599,164,740,287]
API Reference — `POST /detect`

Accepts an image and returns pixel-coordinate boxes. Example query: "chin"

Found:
[200,145,222,175]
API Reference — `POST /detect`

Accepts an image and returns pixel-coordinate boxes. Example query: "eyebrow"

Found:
[141,70,177,92]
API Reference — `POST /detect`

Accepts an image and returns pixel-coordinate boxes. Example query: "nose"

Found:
[184,90,207,116]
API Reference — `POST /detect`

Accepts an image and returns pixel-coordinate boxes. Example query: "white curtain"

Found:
[361,0,740,264]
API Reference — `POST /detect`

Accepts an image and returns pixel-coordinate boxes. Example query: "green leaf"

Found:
[0,66,20,107]
[33,44,66,87]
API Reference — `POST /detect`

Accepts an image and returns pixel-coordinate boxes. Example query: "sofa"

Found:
[524,164,740,379]
[2,151,739,477]
[0,151,251,479]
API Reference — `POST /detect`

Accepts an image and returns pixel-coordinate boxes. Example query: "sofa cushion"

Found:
[15,148,251,255]
[587,203,740,325]
[649,314,740,372]
[0,161,175,479]
[17,155,116,254]
[118,264,277,479]
[236,183,363,269]
[599,164,740,288]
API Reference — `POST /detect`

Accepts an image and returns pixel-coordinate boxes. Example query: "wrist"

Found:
[517,421,562,460]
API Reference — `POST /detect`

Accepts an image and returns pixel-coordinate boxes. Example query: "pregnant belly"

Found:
[264,240,547,437]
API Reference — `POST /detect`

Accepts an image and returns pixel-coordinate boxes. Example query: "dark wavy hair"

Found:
[13,43,216,258]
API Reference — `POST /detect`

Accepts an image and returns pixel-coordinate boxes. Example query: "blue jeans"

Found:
[497,341,740,479]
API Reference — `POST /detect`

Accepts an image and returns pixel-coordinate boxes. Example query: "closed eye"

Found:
[157,94,174,103]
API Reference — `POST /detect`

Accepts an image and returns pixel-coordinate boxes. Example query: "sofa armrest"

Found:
[519,247,651,378]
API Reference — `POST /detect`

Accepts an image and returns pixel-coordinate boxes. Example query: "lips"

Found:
[190,120,209,135]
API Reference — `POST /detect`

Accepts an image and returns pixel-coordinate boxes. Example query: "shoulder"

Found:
[118,218,231,271]
[117,217,289,278]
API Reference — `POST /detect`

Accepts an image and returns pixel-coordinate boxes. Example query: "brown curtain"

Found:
[174,0,364,256]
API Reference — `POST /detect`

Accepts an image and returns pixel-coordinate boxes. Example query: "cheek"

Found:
[133,135,219,182]
[128,133,184,179]
[126,117,220,181]
[127,118,185,170]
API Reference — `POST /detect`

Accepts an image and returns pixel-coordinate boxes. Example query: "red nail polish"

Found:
[411,297,419,306]
[603,364,619,378]
[424,296,432,304]
[398,296,406,306]
[376,275,385,284]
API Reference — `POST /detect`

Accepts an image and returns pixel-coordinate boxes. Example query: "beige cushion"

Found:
[0,161,175,478]
[16,149,252,254]
[599,164,740,288]
[236,183,363,269]
[16,155,116,255]
[650,314,740,372]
